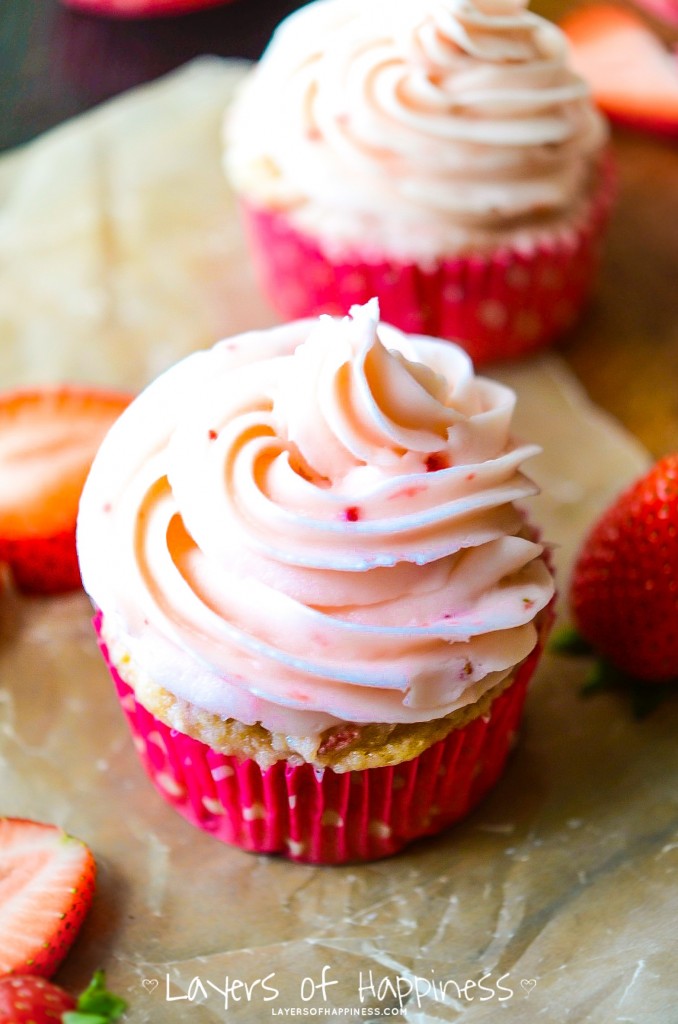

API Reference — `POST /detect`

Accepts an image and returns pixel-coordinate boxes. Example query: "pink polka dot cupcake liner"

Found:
[240,157,614,366]
[95,614,546,864]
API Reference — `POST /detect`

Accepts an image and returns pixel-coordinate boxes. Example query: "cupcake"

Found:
[225,0,613,365]
[77,300,555,863]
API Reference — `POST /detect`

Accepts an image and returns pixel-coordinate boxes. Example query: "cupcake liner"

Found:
[95,612,545,864]
[240,156,615,365]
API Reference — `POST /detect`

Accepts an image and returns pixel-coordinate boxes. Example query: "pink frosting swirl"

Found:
[225,0,608,259]
[77,302,554,738]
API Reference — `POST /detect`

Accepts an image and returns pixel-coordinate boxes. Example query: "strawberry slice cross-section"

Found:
[0,818,97,979]
[0,386,133,595]
[561,3,678,137]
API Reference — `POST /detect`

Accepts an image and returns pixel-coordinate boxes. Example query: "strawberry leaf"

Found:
[62,971,127,1024]
[550,625,595,655]
[580,657,629,695]
[552,628,678,718]
[580,656,677,718]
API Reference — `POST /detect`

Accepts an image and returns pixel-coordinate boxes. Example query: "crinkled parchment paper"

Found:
[1,59,676,1023]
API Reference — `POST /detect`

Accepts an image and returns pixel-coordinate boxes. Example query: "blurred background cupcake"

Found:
[225,0,614,364]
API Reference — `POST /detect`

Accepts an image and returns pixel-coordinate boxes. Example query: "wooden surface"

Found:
[1,0,677,459]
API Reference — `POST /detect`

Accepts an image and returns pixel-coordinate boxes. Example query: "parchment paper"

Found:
[1,60,675,1023]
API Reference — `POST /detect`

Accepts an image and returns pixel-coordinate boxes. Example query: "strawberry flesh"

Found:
[0,818,96,978]
[0,386,132,594]
[561,4,678,137]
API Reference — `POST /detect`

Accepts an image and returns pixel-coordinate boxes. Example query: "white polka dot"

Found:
[155,772,186,799]
[242,803,266,821]
[120,694,136,712]
[288,795,297,809]
[321,810,344,828]
[211,764,234,781]
[368,820,392,840]
[202,796,226,815]
[146,730,166,752]
[286,838,306,857]
[478,299,507,330]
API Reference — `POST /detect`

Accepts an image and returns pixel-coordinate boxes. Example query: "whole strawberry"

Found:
[571,454,678,682]
[0,976,74,1024]
[0,971,126,1024]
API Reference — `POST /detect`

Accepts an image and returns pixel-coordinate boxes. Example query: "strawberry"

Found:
[61,0,232,17]
[0,976,75,1023]
[0,819,96,978]
[561,4,678,137]
[570,454,678,684]
[0,971,126,1024]
[0,386,132,595]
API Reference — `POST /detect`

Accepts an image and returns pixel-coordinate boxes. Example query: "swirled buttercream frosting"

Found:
[225,0,607,259]
[77,301,554,742]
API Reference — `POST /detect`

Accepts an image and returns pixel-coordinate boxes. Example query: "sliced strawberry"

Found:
[0,819,96,978]
[61,0,232,16]
[561,4,678,137]
[0,386,133,594]
[0,971,126,1024]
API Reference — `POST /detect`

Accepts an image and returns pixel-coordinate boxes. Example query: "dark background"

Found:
[0,0,306,152]
[0,0,568,153]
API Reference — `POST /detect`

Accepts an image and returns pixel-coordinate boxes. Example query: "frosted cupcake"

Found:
[77,301,555,863]
[225,0,612,364]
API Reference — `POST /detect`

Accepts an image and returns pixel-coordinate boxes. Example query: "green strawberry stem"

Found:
[62,971,127,1024]
[552,626,677,719]
[582,659,672,719]
[550,625,595,656]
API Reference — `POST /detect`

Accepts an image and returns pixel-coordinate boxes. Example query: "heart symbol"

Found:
[142,979,159,993]
[521,979,537,994]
